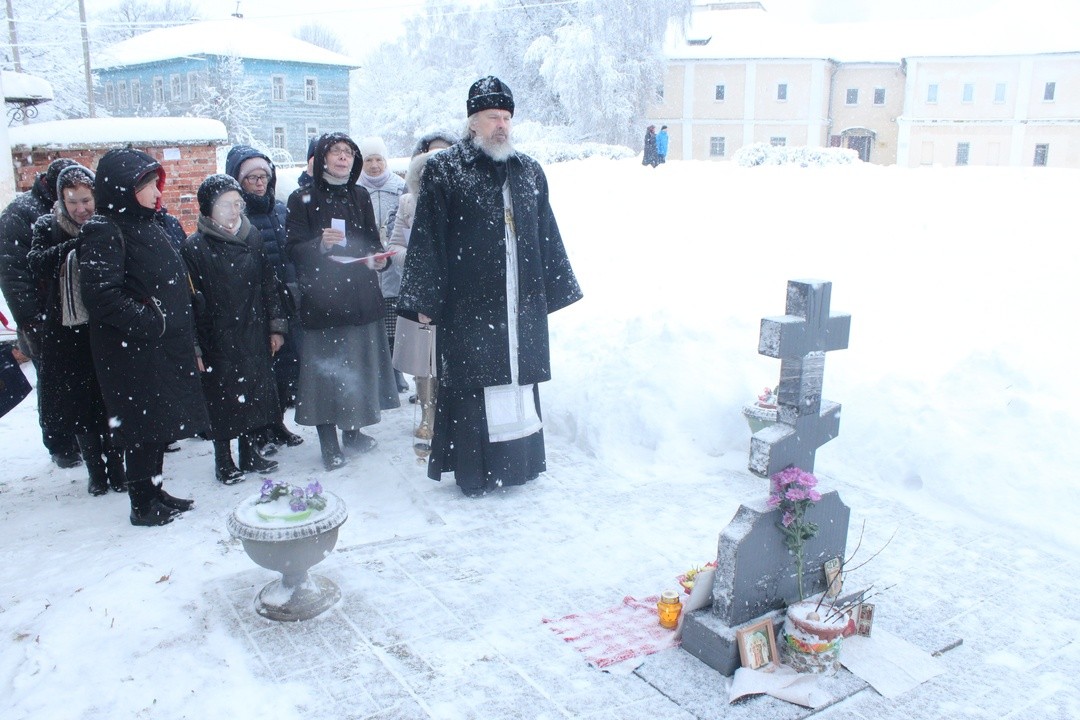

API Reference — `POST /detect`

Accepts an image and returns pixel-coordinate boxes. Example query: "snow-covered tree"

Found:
[350,0,690,150]
[294,23,345,55]
[2,0,99,121]
[189,54,267,150]
[96,0,199,44]
[525,0,690,146]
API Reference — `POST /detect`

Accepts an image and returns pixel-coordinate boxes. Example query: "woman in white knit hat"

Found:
[357,136,409,394]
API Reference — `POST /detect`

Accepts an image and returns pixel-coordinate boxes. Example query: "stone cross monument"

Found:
[679,279,852,676]
[749,279,850,478]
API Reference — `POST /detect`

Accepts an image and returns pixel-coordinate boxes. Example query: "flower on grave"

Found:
[677,560,718,594]
[256,479,328,513]
[768,466,821,601]
[756,386,778,408]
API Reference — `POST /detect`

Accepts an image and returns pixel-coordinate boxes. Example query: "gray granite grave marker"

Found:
[750,280,850,478]
[680,491,851,676]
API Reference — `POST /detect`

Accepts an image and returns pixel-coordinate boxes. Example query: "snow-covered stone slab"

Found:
[635,646,868,719]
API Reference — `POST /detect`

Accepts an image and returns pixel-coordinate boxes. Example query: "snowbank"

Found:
[734,142,858,167]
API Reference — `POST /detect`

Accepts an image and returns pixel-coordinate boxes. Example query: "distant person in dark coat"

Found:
[79,149,209,526]
[0,157,82,467]
[286,132,400,471]
[27,164,125,496]
[182,174,286,485]
[226,144,303,451]
[642,125,659,167]
[398,76,583,497]
[296,136,320,190]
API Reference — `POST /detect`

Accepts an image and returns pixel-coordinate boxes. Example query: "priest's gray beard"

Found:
[471,133,515,162]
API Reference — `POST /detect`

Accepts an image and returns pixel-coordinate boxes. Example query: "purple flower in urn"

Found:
[255,479,329,514]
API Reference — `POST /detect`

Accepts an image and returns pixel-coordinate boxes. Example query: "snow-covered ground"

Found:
[1,157,1077,719]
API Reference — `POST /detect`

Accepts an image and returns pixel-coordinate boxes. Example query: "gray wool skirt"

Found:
[294,322,400,429]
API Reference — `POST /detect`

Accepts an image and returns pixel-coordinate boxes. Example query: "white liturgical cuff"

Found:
[484,383,542,443]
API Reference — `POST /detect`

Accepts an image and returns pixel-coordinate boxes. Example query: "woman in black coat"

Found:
[182,174,285,484]
[79,149,209,527]
[225,145,302,449]
[286,132,399,470]
[27,164,124,496]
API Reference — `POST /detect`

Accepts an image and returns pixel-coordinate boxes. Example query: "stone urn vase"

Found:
[779,599,853,674]
[742,402,779,434]
[227,488,348,622]
[742,387,779,434]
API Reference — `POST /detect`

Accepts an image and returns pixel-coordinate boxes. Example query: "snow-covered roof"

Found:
[668,2,1080,63]
[2,70,53,102]
[94,17,359,70]
[8,117,228,149]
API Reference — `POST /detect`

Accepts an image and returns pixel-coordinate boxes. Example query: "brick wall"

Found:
[11,143,221,235]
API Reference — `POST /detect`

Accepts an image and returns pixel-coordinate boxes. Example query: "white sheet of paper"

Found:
[839,628,945,699]
[728,665,832,708]
[328,255,363,264]
[331,218,346,246]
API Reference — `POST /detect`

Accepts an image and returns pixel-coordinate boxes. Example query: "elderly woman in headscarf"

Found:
[286,132,399,471]
[182,174,287,485]
[27,163,124,496]
[78,149,209,527]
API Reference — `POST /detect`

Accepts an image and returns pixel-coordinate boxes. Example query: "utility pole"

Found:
[6,0,22,72]
[78,0,95,117]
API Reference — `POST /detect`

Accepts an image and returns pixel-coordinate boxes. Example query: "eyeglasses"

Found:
[214,199,246,212]
[242,174,270,185]
[327,146,356,158]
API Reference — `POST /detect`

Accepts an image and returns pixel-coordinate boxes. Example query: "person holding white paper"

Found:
[285,133,400,471]
[398,77,582,497]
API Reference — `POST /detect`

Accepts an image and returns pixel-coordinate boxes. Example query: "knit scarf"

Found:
[52,199,81,239]
[360,169,391,189]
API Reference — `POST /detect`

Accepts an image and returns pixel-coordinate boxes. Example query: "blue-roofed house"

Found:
[92,16,358,164]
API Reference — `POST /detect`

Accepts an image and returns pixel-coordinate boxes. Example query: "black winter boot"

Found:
[269,422,304,447]
[77,433,109,496]
[105,447,127,492]
[239,433,279,474]
[317,424,347,471]
[342,428,377,455]
[128,478,179,527]
[214,440,246,485]
[257,426,280,457]
[156,485,194,512]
